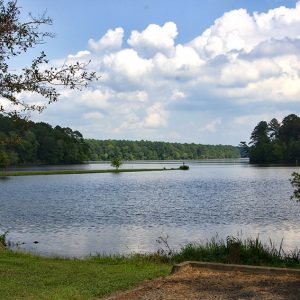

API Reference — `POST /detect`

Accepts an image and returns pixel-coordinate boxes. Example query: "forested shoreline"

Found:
[0,115,89,167]
[86,139,240,161]
[245,114,300,164]
[0,115,240,167]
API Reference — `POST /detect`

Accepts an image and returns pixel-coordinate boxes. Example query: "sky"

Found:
[11,0,300,145]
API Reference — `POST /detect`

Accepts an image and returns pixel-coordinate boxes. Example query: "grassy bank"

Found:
[1,235,300,299]
[170,235,300,268]
[0,168,177,177]
[0,249,170,299]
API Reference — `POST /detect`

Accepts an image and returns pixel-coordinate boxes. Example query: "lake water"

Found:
[1,159,300,257]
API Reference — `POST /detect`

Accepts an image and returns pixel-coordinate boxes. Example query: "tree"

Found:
[290,172,300,201]
[249,121,271,163]
[111,157,122,170]
[0,0,97,118]
[279,114,300,145]
[247,114,300,164]
[0,150,10,169]
[268,118,280,141]
[238,141,249,158]
[250,121,270,146]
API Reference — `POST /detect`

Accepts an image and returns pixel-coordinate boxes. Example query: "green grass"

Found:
[1,234,299,299]
[0,168,177,177]
[0,249,170,300]
[170,235,300,268]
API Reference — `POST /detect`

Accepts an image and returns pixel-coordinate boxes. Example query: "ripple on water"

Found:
[1,160,300,256]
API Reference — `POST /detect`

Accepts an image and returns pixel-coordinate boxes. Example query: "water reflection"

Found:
[1,159,300,257]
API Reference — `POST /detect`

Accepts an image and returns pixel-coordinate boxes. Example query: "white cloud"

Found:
[219,58,281,87]
[103,48,153,82]
[170,89,186,101]
[88,27,124,52]
[199,118,222,133]
[143,102,168,128]
[189,3,300,59]
[79,89,111,109]
[116,90,148,103]
[233,112,291,127]
[24,1,300,144]
[68,50,91,59]
[83,111,103,120]
[128,22,178,57]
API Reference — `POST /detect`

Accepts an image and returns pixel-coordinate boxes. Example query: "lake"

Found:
[1,159,300,257]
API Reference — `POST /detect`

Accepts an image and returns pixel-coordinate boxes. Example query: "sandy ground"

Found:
[102,265,300,300]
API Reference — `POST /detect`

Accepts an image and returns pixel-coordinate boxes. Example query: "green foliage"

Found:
[238,141,249,158]
[248,114,300,164]
[0,115,89,165]
[179,164,189,170]
[170,235,300,268]
[87,139,240,161]
[111,157,122,170]
[290,172,300,201]
[0,1,97,118]
[0,231,8,248]
[0,150,10,169]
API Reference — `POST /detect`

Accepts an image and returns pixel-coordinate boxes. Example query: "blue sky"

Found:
[12,0,300,145]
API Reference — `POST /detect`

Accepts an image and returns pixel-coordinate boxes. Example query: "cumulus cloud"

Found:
[199,118,222,133]
[233,112,293,129]
[79,89,111,109]
[26,2,300,144]
[88,27,124,53]
[189,3,300,58]
[143,102,168,128]
[83,111,103,120]
[170,89,186,101]
[128,22,178,57]
[103,48,153,83]
[68,50,91,59]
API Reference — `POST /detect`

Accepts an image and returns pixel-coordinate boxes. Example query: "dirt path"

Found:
[102,265,300,299]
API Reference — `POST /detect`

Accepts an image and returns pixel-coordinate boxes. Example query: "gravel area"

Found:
[102,265,300,300]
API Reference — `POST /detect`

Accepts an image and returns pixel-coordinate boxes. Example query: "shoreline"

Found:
[1,234,300,298]
[0,168,178,177]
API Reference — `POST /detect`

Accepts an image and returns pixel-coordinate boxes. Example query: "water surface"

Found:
[1,159,300,257]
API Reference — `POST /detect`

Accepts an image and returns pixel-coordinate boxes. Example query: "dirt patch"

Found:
[102,265,300,300]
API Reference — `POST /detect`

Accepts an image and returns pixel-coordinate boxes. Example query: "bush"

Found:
[179,165,189,170]
[0,231,8,249]
[290,172,300,201]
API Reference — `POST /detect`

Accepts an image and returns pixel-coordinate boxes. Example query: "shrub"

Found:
[179,165,189,170]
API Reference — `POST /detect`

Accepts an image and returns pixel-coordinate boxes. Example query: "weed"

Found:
[0,230,8,248]
[170,235,300,268]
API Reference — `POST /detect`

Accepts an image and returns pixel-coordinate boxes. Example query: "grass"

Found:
[0,249,170,300]
[0,168,177,177]
[1,234,300,299]
[170,235,300,268]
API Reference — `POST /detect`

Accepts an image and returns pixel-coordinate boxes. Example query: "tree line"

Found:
[243,114,300,164]
[0,115,89,167]
[0,115,241,167]
[86,139,240,161]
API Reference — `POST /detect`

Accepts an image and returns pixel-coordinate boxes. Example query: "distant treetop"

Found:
[245,114,300,164]
[86,139,240,161]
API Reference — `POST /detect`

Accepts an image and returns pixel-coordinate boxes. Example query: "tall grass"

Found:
[2,232,300,268]
[157,235,300,268]
[0,230,8,248]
